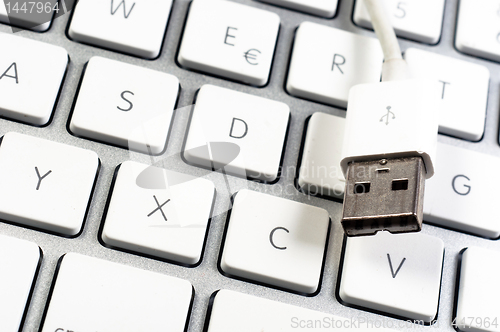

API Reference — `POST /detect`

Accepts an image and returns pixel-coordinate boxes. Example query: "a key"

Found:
[353,0,445,44]
[455,0,500,63]
[455,247,500,332]
[177,0,280,86]
[287,22,383,108]
[423,143,500,239]
[69,56,179,155]
[0,0,57,31]
[0,234,40,332]
[220,189,329,294]
[297,112,345,199]
[68,0,172,59]
[0,32,68,126]
[258,0,338,18]
[339,231,444,323]
[404,48,490,142]
[40,253,193,332]
[0,132,99,236]
[184,84,289,182]
[206,289,397,332]
[101,161,215,266]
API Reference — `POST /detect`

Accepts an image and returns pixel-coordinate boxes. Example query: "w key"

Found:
[68,0,173,59]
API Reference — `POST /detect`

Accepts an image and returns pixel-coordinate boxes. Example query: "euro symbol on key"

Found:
[244,49,261,65]
[380,106,396,125]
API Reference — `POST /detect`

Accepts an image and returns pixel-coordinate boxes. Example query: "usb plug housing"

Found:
[340,80,438,237]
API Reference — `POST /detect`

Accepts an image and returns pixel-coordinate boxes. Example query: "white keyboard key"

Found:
[339,231,444,322]
[455,0,500,63]
[258,0,338,18]
[102,161,215,266]
[69,56,178,155]
[207,290,397,332]
[0,132,99,236]
[0,0,56,31]
[0,235,40,332]
[184,85,289,182]
[298,112,345,199]
[68,0,172,59]
[353,0,445,44]
[423,143,500,239]
[404,48,489,141]
[220,189,329,294]
[40,253,193,332]
[0,32,68,126]
[287,22,383,108]
[178,0,280,86]
[455,247,500,332]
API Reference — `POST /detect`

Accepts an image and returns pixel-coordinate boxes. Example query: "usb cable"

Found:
[340,0,439,236]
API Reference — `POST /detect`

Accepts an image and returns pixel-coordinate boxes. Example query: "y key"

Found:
[0,132,99,236]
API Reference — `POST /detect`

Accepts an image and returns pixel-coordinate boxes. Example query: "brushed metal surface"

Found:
[0,1,499,331]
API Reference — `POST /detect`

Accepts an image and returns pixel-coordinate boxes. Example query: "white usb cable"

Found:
[340,0,439,236]
[362,0,410,82]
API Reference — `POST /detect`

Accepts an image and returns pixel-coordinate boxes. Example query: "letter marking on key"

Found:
[452,174,471,196]
[147,195,170,221]
[331,53,345,74]
[34,166,52,190]
[387,253,406,278]
[117,90,134,111]
[439,80,450,99]
[110,0,135,18]
[269,226,289,250]
[224,27,237,46]
[229,118,248,139]
[0,62,19,83]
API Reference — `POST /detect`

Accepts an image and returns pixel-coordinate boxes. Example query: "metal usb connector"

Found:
[341,157,425,237]
[340,80,439,237]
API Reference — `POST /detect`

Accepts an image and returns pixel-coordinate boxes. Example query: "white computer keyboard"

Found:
[0,0,500,331]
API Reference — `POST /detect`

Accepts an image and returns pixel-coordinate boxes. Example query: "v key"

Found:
[387,253,406,278]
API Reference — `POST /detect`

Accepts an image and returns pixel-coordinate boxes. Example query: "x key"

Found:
[147,195,170,221]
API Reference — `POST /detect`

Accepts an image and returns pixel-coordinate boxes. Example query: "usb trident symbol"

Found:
[380,106,395,125]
